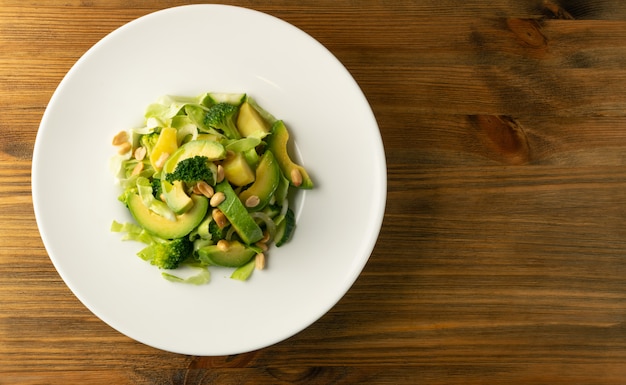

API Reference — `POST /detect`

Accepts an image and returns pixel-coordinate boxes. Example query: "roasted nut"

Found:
[117,142,132,155]
[131,161,144,176]
[154,152,170,169]
[245,195,260,208]
[210,191,226,207]
[216,164,225,183]
[255,253,265,270]
[290,168,303,187]
[134,146,147,161]
[195,181,214,198]
[112,131,128,146]
[212,208,228,228]
[255,241,269,252]
[217,239,230,251]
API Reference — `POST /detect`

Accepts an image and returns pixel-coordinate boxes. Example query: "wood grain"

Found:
[3,0,626,384]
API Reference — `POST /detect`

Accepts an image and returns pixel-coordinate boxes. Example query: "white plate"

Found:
[32,4,386,356]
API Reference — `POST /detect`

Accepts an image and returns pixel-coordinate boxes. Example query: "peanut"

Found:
[117,142,132,155]
[255,253,266,270]
[212,208,228,229]
[154,152,170,169]
[245,195,260,208]
[112,131,128,146]
[217,239,230,251]
[210,191,226,207]
[216,164,225,183]
[131,161,144,176]
[290,168,303,187]
[134,146,147,161]
[255,241,269,252]
[195,181,214,199]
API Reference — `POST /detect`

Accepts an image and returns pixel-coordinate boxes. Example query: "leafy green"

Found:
[110,220,156,245]
[136,177,175,221]
[140,132,160,157]
[230,258,256,281]
[162,263,211,285]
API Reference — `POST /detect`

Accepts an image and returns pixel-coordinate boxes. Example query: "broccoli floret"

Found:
[209,219,226,240]
[151,177,163,199]
[137,237,194,270]
[164,156,215,186]
[140,132,160,156]
[204,103,241,139]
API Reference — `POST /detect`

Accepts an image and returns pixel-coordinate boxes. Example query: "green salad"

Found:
[110,92,313,284]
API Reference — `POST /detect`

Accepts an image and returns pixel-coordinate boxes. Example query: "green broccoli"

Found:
[140,132,160,156]
[151,177,163,199]
[164,156,215,186]
[137,237,194,270]
[208,219,226,240]
[204,102,241,139]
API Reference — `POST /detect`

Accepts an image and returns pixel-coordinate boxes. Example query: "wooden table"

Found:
[3,1,626,383]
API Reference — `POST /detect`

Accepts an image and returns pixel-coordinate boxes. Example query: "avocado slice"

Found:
[215,180,264,244]
[197,240,256,267]
[161,180,193,214]
[237,102,270,139]
[238,150,280,211]
[266,120,313,189]
[127,193,209,239]
[162,139,226,175]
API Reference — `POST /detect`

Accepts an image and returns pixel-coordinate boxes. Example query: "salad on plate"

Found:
[110,92,313,284]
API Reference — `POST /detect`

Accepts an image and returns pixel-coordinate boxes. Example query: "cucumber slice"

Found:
[215,180,264,244]
[275,208,296,247]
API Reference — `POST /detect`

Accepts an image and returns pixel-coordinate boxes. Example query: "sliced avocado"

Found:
[215,180,264,244]
[162,139,225,175]
[237,102,270,138]
[127,193,209,239]
[266,120,313,189]
[238,150,281,211]
[195,215,212,240]
[221,151,255,186]
[224,137,261,153]
[161,180,193,214]
[197,240,256,267]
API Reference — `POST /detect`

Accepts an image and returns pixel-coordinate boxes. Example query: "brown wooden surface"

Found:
[3,0,626,383]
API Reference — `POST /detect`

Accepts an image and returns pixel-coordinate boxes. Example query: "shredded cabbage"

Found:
[162,265,211,285]
[110,220,156,244]
[136,177,176,221]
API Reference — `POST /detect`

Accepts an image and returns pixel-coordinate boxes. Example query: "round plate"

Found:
[32,4,386,356]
